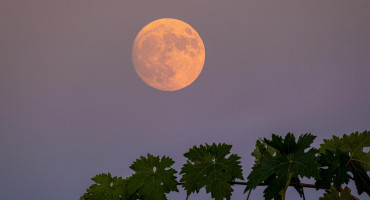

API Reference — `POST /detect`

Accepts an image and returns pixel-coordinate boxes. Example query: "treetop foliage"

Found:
[81,130,369,200]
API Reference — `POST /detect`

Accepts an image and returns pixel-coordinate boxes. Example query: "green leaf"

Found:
[349,160,370,196]
[82,173,128,200]
[127,154,178,200]
[340,131,370,171]
[320,131,370,171]
[315,149,351,189]
[180,143,243,200]
[250,140,308,199]
[319,186,351,200]
[319,136,342,154]
[319,131,370,196]
[251,140,276,165]
[246,133,320,200]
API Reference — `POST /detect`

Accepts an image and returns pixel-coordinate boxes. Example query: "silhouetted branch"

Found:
[176,181,360,200]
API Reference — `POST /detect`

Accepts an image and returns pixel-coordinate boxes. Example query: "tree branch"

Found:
[176,181,360,200]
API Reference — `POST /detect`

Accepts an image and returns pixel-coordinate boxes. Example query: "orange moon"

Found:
[132,18,205,91]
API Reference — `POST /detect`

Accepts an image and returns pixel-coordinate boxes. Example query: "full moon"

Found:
[132,18,205,91]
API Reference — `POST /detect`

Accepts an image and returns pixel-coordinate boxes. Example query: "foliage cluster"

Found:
[81,131,369,200]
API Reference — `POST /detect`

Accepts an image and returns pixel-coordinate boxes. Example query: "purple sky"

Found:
[1,1,369,199]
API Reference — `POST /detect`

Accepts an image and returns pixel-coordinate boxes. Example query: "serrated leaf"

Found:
[319,136,342,153]
[82,173,128,200]
[320,131,370,171]
[180,143,243,200]
[246,133,320,200]
[319,131,370,196]
[315,149,351,189]
[319,186,351,200]
[349,161,370,196]
[340,131,370,171]
[251,140,276,165]
[250,140,307,199]
[127,154,178,200]
[250,139,305,198]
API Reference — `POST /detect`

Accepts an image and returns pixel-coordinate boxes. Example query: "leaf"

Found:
[315,149,351,189]
[251,140,276,165]
[340,131,370,171]
[319,131,370,196]
[82,173,128,200]
[319,186,351,200]
[250,140,306,199]
[246,133,320,200]
[290,177,305,198]
[127,154,178,200]
[349,160,370,196]
[320,131,370,171]
[180,143,243,200]
[319,136,342,154]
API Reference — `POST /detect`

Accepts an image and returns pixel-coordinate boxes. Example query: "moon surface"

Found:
[132,18,205,91]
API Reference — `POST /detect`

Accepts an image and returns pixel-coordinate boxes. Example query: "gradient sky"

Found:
[1,1,370,199]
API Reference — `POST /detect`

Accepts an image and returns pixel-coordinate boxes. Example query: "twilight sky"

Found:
[1,1,370,199]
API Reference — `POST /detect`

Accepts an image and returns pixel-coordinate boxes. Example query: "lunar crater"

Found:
[132,18,205,91]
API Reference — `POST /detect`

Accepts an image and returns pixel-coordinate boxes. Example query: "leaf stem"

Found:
[246,190,252,200]
[280,173,293,200]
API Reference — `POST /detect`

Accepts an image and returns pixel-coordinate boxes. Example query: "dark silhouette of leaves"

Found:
[81,131,368,200]
[82,173,132,200]
[349,161,370,196]
[319,186,351,200]
[180,143,243,200]
[315,149,351,189]
[246,133,320,200]
[319,130,370,196]
[127,154,178,200]
[320,131,370,171]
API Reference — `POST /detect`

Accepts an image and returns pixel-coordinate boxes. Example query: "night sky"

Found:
[1,1,370,199]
